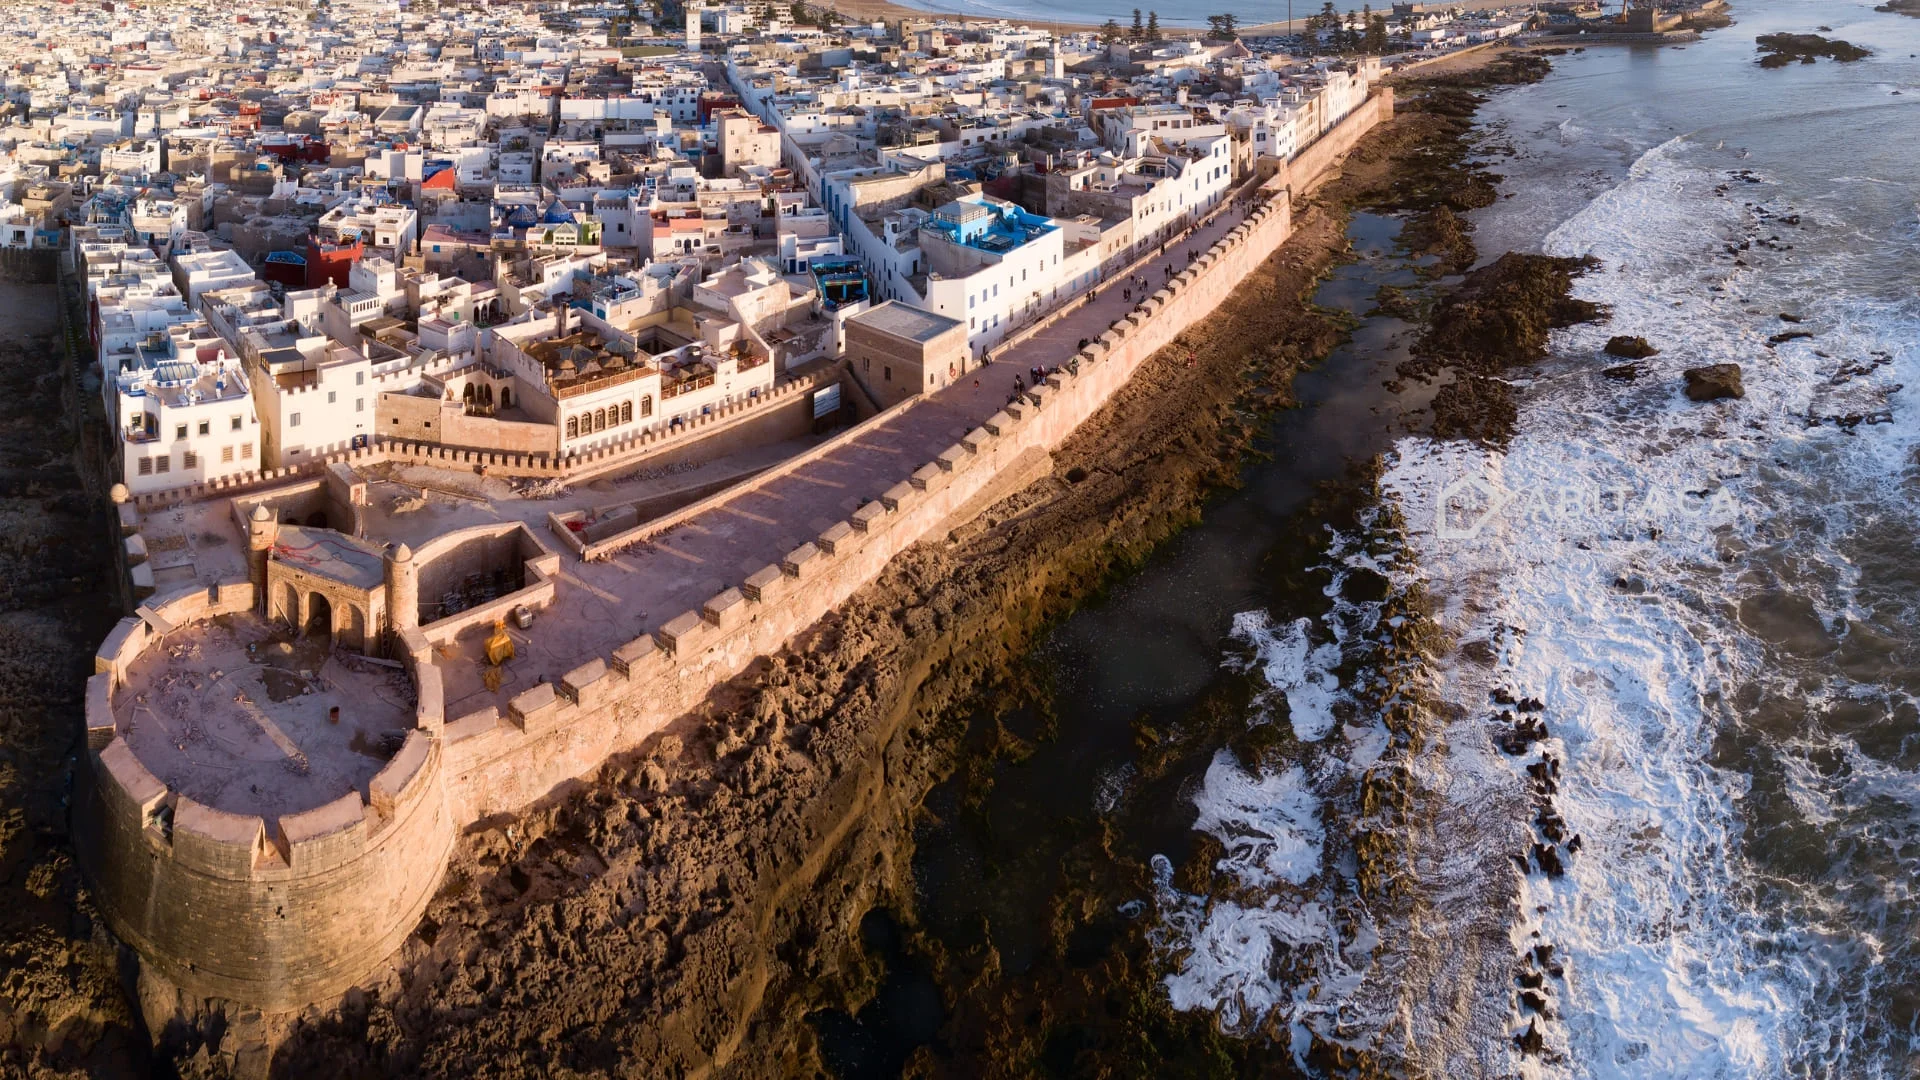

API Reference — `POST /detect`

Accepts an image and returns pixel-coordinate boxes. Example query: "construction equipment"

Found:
[484,618,515,666]
[481,618,515,693]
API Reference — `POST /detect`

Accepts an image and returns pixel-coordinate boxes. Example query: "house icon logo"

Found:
[1435,473,1511,540]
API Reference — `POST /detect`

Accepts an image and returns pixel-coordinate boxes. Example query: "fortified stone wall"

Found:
[1275,89,1396,200]
[77,581,458,1009]
[426,91,1390,822]
[126,365,841,511]
[413,522,562,646]
[82,94,1391,1011]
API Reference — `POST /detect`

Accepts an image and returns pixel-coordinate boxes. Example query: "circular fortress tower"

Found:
[77,522,452,1008]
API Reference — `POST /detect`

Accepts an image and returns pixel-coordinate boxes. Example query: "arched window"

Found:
[594,407,607,431]
[566,416,578,439]
[640,395,653,417]
[621,400,633,423]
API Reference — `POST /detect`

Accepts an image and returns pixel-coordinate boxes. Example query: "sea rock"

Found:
[1755,33,1873,67]
[1684,364,1745,401]
[1603,335,1659,359]
[1534,844,1566,877]
[1602,362,1644,381]
[1768,329,1813,345]
[1514,1018,1545,1055]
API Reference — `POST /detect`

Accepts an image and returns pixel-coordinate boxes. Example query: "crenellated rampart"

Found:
[77,580,457,1009]
[80,93,1391,1012]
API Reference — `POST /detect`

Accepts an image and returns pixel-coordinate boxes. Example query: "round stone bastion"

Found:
[75,577,454,1009]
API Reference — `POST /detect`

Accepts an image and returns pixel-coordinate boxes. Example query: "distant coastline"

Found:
[853,0,1532,36]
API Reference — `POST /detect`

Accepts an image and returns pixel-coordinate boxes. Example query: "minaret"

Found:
[246,504,277,613]
[687,4,703,49]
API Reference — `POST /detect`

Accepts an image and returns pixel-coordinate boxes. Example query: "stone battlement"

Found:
[79,577,454,1008]
[126,366,835,512]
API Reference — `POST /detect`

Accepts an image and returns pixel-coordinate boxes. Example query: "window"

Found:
[231,415,242,431]
[221,446,234,463]
[327,391,336,404]
[137,458,152,475]
[183,451,197,469]
[594,407,607,431]
[640,395,652,417]
[241,442,253,459]
[197,420,210,436]
[356,371,365,386]
[883,365,892,382]
[620,401,633,423]
[566,416,578,438]
[356,398,364,412]
[174,424,187,440]
[155,456,170,474]
[290,413,301,427]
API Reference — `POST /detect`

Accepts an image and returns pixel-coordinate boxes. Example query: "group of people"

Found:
[1006,357,1084,406]
[965,193,1272,403]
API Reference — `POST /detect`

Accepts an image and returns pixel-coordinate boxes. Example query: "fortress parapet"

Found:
[76,92,1392,1014]
[76,579,455,1009]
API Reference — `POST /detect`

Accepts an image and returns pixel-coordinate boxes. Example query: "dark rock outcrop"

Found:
[1684,364,1745,401]
[1404,252,1606,445]
[1603,335,1659,359]
[1755,33,1872,67]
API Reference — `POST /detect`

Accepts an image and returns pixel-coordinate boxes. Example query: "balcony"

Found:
[660,366,715,400]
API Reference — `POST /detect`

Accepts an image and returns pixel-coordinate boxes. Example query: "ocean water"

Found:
[1154,1,1920,1076]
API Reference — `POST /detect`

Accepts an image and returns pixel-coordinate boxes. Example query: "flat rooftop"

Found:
[268,525,387,590]
[849,300,963,343]
[114,612,414,822]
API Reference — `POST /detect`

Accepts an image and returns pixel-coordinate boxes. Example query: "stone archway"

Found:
[278,582,301,629]
[305,592,332,641]
[340,603,368,652]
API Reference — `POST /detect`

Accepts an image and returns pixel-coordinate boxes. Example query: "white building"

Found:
[913,196,1067,357]
[170,248,258,312]
[110,321,261,494]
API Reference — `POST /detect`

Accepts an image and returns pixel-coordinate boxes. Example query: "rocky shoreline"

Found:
[0,264,142,1079]
[238,113,1439,1079]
